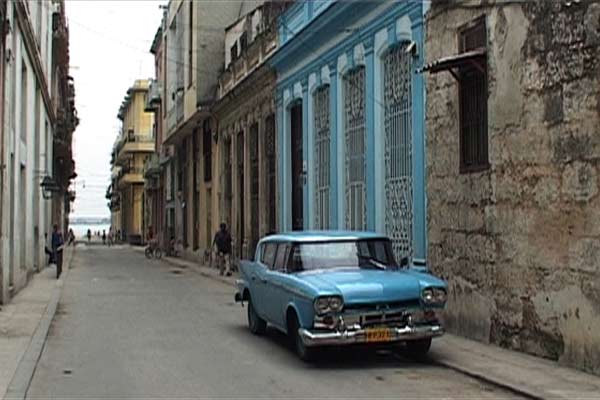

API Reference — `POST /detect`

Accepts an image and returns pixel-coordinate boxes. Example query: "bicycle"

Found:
[144,244,162,259]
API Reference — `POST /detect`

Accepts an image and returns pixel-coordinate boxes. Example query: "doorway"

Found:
[237,130,244,259]
[249,123,259,257]
[290,103,303,230]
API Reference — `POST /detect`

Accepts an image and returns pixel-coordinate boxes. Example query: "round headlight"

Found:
[328,296,344,312]
[434,288,447,303]
[422,288,435,304]
[314,297,330,314]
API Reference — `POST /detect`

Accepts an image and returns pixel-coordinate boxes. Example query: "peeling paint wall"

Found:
[425,0,600,375]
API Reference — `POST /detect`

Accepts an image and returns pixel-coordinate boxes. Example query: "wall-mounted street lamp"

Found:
[40,176,60,200]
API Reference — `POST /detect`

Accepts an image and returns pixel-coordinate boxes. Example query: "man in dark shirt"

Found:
[52,224,64,279]
[212,223,232,276]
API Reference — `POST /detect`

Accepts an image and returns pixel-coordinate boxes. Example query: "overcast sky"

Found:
[68,1,164,218]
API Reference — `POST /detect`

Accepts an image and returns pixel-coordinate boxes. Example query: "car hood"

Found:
[296,269,427,305]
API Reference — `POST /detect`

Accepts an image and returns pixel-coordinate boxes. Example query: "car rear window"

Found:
[261,242,277,267]
[273,243,289,271]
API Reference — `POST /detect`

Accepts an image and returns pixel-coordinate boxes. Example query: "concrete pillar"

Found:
[328,62,338,229]
[364,37,376,231]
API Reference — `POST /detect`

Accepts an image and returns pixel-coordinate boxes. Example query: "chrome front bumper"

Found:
[299,324,444,347]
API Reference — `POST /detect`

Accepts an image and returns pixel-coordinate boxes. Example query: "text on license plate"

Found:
[366,327,392,343]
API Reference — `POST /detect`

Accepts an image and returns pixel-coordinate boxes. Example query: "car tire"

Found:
[404,338,432,359]
[288,314,317,362]
[247,296,267,335]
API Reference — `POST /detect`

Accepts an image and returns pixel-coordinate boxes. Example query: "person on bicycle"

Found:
[146,226,158,250]
[212,223,232,276]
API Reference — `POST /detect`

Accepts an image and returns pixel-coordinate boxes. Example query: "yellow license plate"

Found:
[366,327,392,343]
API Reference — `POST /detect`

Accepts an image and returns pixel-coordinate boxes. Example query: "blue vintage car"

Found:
[234,231,447,360]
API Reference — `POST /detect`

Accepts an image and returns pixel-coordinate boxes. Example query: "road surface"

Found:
[26,244,523,398]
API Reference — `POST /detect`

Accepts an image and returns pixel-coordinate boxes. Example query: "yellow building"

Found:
[111,80,155,244]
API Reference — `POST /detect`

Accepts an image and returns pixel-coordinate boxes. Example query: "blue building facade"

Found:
[271,1,428,262]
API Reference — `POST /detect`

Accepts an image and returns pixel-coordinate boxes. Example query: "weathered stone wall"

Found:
[425,0,600,375]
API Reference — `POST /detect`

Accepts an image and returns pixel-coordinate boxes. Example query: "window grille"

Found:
[343,67,367,231]
[459,17,488,172]
[313,86,330,230]
[384,44,413,261]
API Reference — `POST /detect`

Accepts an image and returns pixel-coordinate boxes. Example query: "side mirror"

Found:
[400,256,409,268]
[411,258,428,273]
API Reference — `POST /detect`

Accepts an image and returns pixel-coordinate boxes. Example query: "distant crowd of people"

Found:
[84,227,121,246]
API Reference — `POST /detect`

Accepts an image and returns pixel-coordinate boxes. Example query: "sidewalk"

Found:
[155,250,600,400]
[0,247,74,400]
[431,335,600,399]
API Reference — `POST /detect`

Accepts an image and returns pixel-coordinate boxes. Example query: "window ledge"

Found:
[459,163,490,175]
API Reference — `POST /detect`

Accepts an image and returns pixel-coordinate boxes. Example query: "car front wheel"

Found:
[247,296,267,335]
[288,314,317,362]
[404,338,432,359]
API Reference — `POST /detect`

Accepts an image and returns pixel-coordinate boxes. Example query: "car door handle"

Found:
[260,277,267,283]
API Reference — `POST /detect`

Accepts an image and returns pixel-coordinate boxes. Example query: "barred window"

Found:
[313,86,330,230]
[459,17,488,173]
[343,67,366,231]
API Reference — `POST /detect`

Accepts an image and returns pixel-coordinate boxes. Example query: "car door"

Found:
[262,243,291,328]
[247,242,274,320]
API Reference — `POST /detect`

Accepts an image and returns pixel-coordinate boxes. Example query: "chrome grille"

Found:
[344,299,420,312]
[342,299,422,328]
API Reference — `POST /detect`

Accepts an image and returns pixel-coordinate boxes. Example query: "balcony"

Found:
[144,154,161,179]
[117,167,145,188]
[116,134,155,164]
[111,165,122,179]
[145,80,162,112]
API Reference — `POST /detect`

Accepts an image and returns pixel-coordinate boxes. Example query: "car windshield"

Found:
[287,239,398,272]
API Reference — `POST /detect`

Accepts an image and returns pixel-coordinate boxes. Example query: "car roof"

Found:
[260,230,389,243]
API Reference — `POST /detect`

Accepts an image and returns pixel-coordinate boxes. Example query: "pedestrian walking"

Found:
[107,227,113,247]
[87,229,92,243]
[212,223,233,276]
[68,228,75,246]
[52,224,64,279]
[44,233,54,265]
[102,230,107,245]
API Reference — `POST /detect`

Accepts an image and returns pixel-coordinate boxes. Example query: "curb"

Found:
[3,248,76,400]
[432,358,543,400]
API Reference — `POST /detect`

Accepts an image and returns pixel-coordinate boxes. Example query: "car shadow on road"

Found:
[229,323,440,371]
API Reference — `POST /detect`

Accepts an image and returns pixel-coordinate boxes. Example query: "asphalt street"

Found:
[26,244,523,398]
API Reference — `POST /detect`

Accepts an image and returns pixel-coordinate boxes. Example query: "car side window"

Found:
[261,242,277,268]
[273,243,289,272]
[287,245,304,273]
